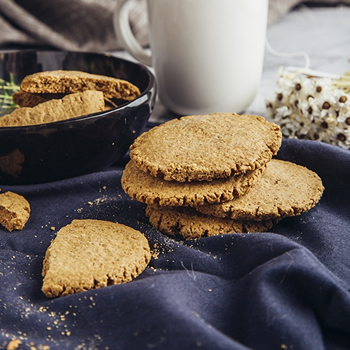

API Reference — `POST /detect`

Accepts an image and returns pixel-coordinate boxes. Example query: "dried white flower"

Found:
[266,68,350,150]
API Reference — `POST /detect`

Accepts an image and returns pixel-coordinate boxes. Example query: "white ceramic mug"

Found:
[114,0,268,115]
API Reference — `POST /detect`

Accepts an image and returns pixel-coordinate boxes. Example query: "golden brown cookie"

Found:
[0,90,105,127]
[0,191,30,231]
[122,160,266,207]
[13,90,116,111]
[12,90,65,108]
[146,204,279,240]
[42,219,151,298]
[196,159,324,221]
[20,70,141,101]
[129,113,282,182]
[12,90,48,107]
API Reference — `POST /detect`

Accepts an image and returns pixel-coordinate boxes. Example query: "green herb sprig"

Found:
[0,73,20,117]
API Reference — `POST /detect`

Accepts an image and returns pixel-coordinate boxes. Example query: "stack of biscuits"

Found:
[122,113,324,240]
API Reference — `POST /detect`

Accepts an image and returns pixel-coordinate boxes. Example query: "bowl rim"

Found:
[0,50,156,131]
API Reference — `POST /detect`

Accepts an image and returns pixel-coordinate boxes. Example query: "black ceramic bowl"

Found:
[0,50,156,185]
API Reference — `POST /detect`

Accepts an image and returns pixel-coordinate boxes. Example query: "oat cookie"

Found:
[42,219,151,298]
[129,113,282,182]
[0,90,104,127]
[12,90,49,107]
[12,90,66,108]
[20,70,141,101]
[122,160,266,207]
[13,90,116,111]
[0,191,30,231]
[196,159,324,221]
[146,204,279,240]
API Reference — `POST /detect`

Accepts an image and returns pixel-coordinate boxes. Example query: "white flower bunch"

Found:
[266,68,350,149]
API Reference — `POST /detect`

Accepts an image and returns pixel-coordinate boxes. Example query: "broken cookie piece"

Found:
[0,90,105,127]
[42,219,151,298]
[0,191,31,231]
[12,90,65,108]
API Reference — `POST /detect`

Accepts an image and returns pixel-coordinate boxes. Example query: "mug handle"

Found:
[113,0,152,66]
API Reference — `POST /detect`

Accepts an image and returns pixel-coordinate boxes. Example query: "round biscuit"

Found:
[196,159,324,221]
[122,160,267,207]
[146,204,279,240]
[129,113,282,182]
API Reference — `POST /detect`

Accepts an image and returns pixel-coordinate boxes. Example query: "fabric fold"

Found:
[0,137,349,349]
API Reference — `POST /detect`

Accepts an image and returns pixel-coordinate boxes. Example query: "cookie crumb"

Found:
[6,339,21,350]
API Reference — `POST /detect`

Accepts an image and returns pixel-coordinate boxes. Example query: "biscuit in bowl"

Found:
[0,90,104,127]
[0,50,156,184]
[20,70,141,101]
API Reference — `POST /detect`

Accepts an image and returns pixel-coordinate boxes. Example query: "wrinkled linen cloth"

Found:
[0,132,349,350]
[0,0,350,52]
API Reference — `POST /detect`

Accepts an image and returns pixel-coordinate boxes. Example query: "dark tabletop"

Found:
[0,133,349,350]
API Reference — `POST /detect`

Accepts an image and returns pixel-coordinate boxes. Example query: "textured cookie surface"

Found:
[20,70,141,101]
[13,90,49,108]
[196,159,324,221]
[42,219,151,298]
[12,90,66,108]
[129,113,282,182]
[0,90,104,127]
[0,191,30,231]
[122,160,266,207]
[146,204,278,240]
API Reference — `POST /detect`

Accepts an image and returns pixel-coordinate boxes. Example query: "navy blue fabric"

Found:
[0,137,349,350]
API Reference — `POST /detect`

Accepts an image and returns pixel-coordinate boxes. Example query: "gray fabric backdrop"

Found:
[0,0,349,51]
